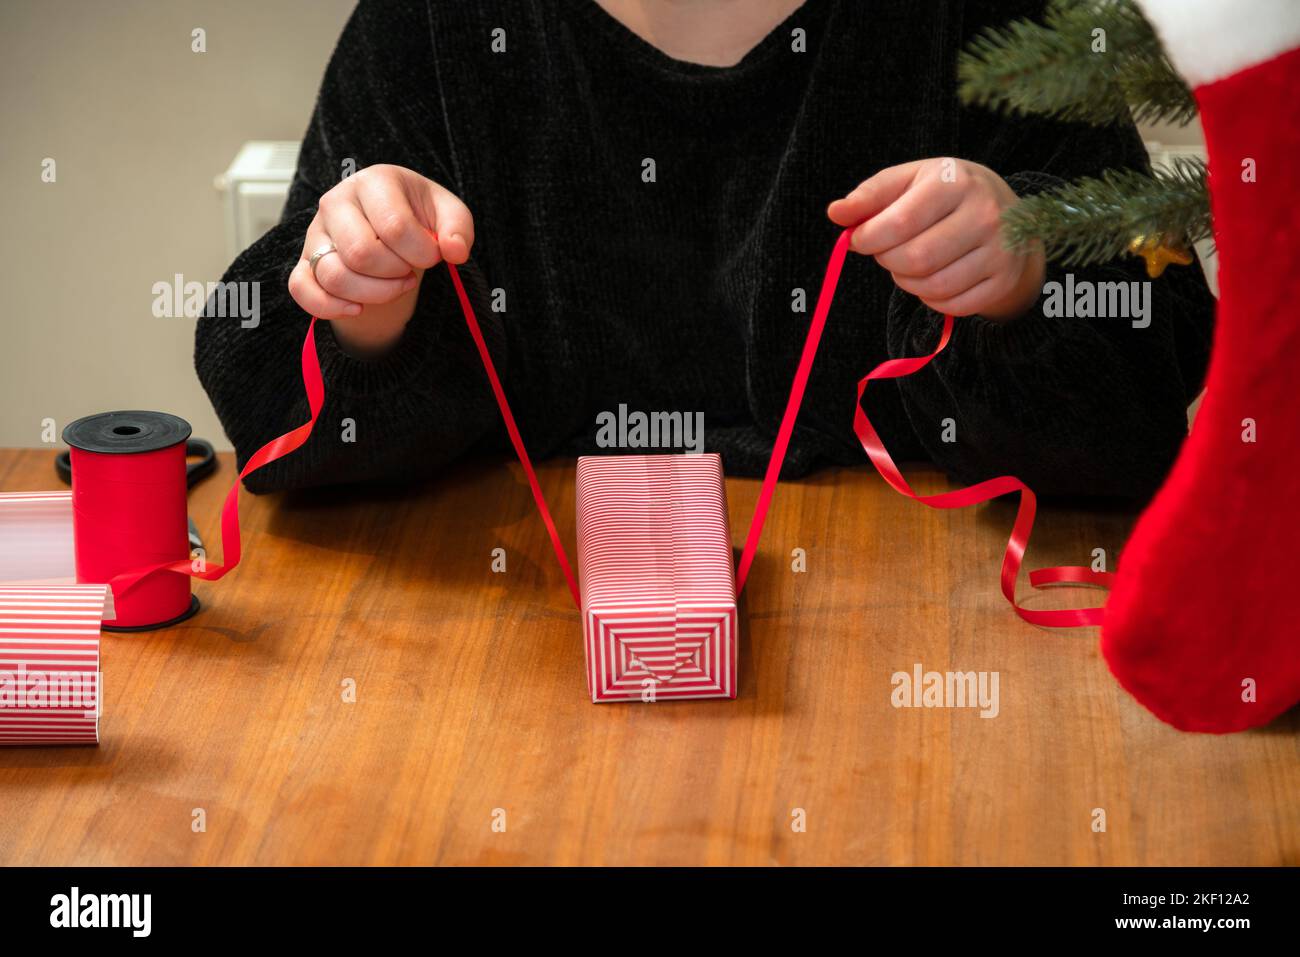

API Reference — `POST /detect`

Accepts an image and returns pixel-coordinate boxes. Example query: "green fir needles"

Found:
[958,0,1197,128]
[1003,156,1210,267]
[959,0,1209,269]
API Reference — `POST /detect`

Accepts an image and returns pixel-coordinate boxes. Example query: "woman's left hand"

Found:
[828,158,1046,322]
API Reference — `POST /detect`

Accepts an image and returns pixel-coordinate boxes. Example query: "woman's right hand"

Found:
[288,164,474,356]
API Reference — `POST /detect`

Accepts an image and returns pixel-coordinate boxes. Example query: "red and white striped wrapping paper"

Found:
[577,454,738,702]
[0,585,109,745]
[0,492,112,745]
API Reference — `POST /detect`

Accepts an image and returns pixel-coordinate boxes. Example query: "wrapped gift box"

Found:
[576,453,738,702]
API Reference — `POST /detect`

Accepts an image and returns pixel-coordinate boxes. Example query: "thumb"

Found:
[409,173,476,266]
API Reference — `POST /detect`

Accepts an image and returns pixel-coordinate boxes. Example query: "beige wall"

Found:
[0,0,355,449]
[1143,116,1205,147]
[0,1,1205,451]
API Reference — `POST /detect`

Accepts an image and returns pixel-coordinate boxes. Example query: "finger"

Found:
[874,206,985,278]
[426,183,475,265]
[850,169,965,256]
[920,274,1006,318]
[827,161,925,230]
[889,245,996,303]
[321,196,413,279]
[288,258,362,319]
[307,225,418,304]
[356,174,443,270]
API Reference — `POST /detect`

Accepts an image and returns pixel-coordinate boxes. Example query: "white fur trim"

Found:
[1136,0,1300,86]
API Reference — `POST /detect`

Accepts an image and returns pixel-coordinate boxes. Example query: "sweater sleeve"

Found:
[194,0,504,493]
[884,7,1215,499]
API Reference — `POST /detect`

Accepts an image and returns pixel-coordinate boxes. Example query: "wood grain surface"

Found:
[0,448,1295,865]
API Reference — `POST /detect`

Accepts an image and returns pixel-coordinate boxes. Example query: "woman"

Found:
[196,0,1214,498]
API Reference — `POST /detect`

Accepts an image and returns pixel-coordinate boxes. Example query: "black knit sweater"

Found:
[196,0,1215,498]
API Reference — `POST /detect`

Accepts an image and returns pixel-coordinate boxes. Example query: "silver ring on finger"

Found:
[308,241,339,282]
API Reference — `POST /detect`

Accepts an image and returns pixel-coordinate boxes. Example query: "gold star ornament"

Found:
[1128,234,1194,278]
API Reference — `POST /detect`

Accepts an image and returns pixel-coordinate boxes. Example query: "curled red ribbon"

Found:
[108,320,326,599]
[829,230,1112,626]
[113,227,1108,630]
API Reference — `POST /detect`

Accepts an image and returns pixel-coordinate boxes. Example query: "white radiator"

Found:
[214,141,301,260]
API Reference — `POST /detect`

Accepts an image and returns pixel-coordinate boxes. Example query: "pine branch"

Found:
[958,0,1197,127]
[1003,156,1211,268]
[1118,53,1200,126]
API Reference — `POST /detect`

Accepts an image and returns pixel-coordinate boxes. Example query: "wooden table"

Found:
[0,448,1294,866]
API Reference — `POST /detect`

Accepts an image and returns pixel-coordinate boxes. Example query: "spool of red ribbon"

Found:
[63,410,198,630]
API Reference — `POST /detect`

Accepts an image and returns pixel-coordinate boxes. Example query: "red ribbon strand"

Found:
[455,228,1107,624]
[110,227,1108,629]
[447,262,581,608]
[108,318,326,599]
[738,229,1109,623]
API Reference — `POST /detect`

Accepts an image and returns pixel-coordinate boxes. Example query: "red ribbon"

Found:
[446,262,581,608]
[113,227,1109,629]
[825,230,1112,626]
[457,228,1107,624]
[109,319,326,599]
[734,224,843,592]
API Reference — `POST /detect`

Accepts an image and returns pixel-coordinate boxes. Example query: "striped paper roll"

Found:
[0,491,111,746]
[577,454,738,702]
[0,585,109,745]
